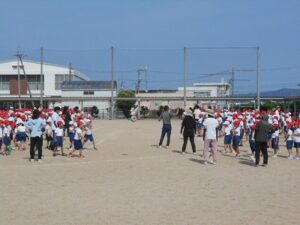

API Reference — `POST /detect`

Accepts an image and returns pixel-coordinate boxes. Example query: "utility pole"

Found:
[17,52,21,109]
[256,46,261,111]
[110,46,115,120]
[40,47,44,107]
[231,67,235,96]
[136,66,148,93]
[183,47,187,108]
[69,63,72,81]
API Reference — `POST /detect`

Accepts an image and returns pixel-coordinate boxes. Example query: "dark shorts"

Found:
[267,133,272,140]
[74,139,83,150]
[3,136,11,146]
[271,137,279,149]
[85,134,94,142]
[249,140,256,152]
[294,142,300,148]
[286,140,293,149]
[16,132,27,142]
[224,135,232,145]
[55,136,63,147]
[232,136,240,148]
[69,133,75,142]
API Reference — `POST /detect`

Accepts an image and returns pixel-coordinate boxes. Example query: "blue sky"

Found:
[1,0,300,93]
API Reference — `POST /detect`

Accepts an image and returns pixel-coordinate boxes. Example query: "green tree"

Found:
[116,90,136,118]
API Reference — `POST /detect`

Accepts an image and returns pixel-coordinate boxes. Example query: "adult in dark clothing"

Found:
[62,106,71,136]
[158,105,172,148]
[254,115,275,166]
[180,109,196,154]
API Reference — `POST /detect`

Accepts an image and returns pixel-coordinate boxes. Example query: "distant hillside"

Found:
[237,88,300,97]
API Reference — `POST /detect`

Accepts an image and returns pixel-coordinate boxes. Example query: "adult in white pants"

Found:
[203,110,219,165]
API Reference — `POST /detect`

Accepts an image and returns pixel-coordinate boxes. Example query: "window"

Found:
[0,75,9,90]
[83,91,94,95]
[55,74,70,90]
[27,75,43,90]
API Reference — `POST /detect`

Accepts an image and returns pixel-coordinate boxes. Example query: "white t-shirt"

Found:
[194,109,201,120]
[203,118,218,140]
[51,112,59,129]
[3,127,10,137]
[17,125,26,132]
[293,128,300,143]
[272,130,279,138]
[287,129,293,141]
[74,128,82,140]
[45,124,52,135]
[55,127,63,137]
[224,126,232,135]
[233,126,241,136]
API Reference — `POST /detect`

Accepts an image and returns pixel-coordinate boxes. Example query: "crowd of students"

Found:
[158,105,300,165]
[0,106,97,162]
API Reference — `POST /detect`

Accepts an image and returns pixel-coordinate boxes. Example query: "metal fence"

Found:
[1,47,300,118]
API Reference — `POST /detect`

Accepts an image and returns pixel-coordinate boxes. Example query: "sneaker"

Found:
[193,152,196,155]
[250,155,255,162]
[203,161,207,165]
[158,145,162,149]
[37,159,42,163]
[181,151,185,155]
[272,154,277,158]
[262,164,268,167]
[166,146,169,149]
[212,161,217,165]
[29,158,34,162]
[93,147,98,150]
[235,154,241,158]
[288,155,293,160]
[295,156,300,160]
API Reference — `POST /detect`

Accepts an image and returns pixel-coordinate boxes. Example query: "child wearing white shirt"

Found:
[286,124,294,160]
[293,122,300,160]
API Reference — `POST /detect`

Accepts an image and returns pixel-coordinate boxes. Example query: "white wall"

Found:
[0,60,89,97]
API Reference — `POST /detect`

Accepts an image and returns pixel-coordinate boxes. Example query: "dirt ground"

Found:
[0,119,299,225]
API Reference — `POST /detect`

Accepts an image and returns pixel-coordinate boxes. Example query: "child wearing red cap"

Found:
[293,121,300,160]
[271,124,280,158]
[68,122,85,158]
[232,120,241,158]
[53,121,66,157]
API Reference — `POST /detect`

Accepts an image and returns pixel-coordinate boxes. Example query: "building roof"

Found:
[0,59,89,81]
[61,81,117,90]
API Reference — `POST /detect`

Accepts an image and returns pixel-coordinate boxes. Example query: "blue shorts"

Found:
[224,135,232,145]
[232,136,240,148]
[74,139,83,150]
[3,136,11,146]
[267,133,272,140]
[85,134,94,142]
[271,137,279,149]
[286,140,294,150]
[55,136,63,147]
[249,140,256,152]
[240,130,244,139]
[294,142,300,148]
[69,133,75,142]
[16,132,27,142]
[197,123,203,129]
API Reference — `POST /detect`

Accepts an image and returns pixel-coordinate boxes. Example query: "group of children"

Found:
[0,106,97,159]
[184,105,300,161]
[219,108,300,161]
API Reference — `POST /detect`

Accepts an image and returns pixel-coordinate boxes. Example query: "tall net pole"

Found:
[111,46,115,120]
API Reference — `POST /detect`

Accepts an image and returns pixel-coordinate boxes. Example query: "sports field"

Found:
[0,119,299,225]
